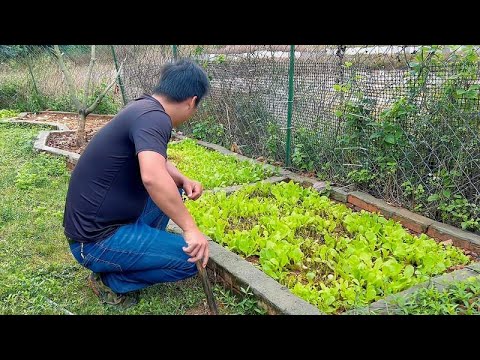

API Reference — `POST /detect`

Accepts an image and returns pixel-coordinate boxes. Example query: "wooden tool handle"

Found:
[196,261,218,315]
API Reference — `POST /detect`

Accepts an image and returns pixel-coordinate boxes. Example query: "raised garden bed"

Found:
[17,111,114,155]
[168,138,278,189]
[185,180,476,314]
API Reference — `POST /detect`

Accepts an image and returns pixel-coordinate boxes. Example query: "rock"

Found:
[312,181,328,192]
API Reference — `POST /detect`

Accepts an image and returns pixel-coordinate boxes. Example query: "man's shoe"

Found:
[87,273,139,308]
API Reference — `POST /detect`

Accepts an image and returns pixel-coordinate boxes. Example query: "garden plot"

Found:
[186,180,473,314]
[168,138,278,189]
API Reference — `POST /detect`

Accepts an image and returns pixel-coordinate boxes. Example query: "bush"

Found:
[0,79,45,112]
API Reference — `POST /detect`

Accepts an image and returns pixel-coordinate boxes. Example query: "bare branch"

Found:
[84,45,96,105]
[53,45,83,111]
[85,59,125,115]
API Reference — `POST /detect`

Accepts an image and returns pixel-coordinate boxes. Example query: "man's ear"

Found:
[189,96,198,108]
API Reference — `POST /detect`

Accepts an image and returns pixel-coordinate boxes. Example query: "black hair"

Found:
[153,58,210,106]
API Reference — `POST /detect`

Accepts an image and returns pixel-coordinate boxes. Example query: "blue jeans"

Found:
[69,194,197,294]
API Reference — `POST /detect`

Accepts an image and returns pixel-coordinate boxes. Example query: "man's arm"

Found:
[166,160,187,188]
[166,160,203,200]
[139,151,209,267]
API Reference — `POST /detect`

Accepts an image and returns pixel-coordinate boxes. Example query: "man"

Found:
[63,58,210,307]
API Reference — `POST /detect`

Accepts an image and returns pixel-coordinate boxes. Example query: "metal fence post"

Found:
[172,45,178,60]
[110,46,127,106]
[285,45,295,167]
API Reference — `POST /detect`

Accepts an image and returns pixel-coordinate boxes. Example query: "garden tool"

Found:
[195,260,218,315]
[181,189,218,314]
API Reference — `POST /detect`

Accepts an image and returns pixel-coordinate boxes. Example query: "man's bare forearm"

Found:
[166,160,187,188]
[144,173,197,232]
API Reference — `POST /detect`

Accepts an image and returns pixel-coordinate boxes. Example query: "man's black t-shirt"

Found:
[63,94,172,243]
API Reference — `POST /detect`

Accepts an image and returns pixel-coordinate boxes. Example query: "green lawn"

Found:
[0,122,262,315]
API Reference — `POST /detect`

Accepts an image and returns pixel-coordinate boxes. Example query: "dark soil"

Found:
[47,130,95,154]
[20,112,114,155]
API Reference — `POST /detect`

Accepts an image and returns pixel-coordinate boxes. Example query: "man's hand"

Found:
[182,178,203,201]
[182,228,209,268]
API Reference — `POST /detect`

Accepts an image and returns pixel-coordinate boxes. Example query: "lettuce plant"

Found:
[168,139,277,189]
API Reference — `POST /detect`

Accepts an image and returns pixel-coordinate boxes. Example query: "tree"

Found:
[53,45,125,147]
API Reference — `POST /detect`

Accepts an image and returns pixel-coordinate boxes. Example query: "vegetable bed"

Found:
[186,181,471,313]
[168,139,277,189]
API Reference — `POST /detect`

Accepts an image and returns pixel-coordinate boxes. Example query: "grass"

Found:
[0,122,264,315]
[386,277,480,315]
[0,109,18,119]
[168,138,278,189]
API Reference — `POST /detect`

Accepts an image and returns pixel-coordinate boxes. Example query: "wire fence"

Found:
[1,45,479,234]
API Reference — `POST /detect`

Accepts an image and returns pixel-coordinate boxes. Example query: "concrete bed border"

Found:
[5,112,480,315]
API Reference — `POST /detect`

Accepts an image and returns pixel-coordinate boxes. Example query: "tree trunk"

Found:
[76,111,87,148]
